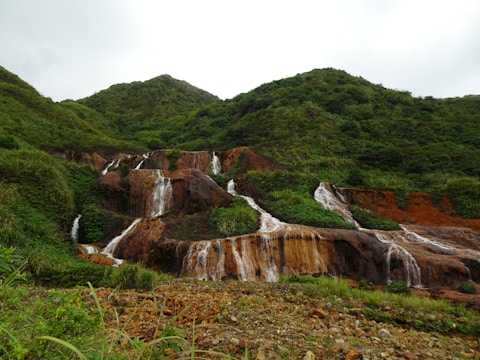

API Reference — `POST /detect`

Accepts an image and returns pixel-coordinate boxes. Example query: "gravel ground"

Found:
[85,280,480,360]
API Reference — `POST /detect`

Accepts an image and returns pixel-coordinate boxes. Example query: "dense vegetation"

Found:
[0,64,480,287]
[0,64,479,358]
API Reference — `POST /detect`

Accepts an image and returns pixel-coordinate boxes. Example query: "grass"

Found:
[280,274,480,336]
[1,274,479,359]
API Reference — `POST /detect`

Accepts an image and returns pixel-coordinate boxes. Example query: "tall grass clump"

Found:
[104,263,166,290]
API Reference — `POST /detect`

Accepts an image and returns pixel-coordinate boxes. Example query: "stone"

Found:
[378,328,392,338]
[345,349,360,360]
[303,351,315,360]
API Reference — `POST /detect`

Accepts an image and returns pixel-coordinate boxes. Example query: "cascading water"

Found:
[231,237,256,281]
[101,160,115,175]
[134,160,144,170]
[70,214,82,243]
[226,179,286,281]
[228,179,288,233]
[79,244,98,254]
[151,170,172,217]
[314,182,359,227]
[102,218,141,266]
[211,152,222,175]
[400,225,455,252]
[182,240,226,280]
[375,232,422,287]
[316,183,424,287]
[259,234,279,282]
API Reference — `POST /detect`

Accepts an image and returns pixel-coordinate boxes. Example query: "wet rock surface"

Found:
[83,280,480,359]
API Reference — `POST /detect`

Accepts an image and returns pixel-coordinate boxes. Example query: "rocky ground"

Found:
[83,279,480,360]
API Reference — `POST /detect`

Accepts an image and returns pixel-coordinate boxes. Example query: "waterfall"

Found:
[231,237,256,281]
[79,244,98,254]
[314,182,425,286]
[134,160,144,170]
[228,179,288,233]
[182,241,227,281]
[70,214,82,243]
[314,183,359,227]
[375,232,422,287]
[101,160,115,175]
[102,218,141,266]
[260,234,279,282]
[211,152,222,175]
[227,179,237,195]
[151,170,172,217]
[400,225,455,252]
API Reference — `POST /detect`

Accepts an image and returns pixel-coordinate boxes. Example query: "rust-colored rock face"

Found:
[77,149,480,291]
[99,168,233,217]
[168,169,232,214]
[221,147,285,176]
[63,151,108,171]
[113,218,166,264]
[344,188,480,231]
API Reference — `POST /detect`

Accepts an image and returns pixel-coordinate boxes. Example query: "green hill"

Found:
[76,74,220,148]
[150,68,480,193]
[0,66,141,154]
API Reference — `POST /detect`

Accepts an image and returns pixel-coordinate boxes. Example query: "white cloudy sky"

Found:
[1,0,480,101]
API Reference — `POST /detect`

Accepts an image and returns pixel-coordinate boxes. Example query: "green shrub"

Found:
[457,282,477,294]
[264,189,355,229]
[209,196,260,237]
[81,203,103,243]
[386,280,410,295]
[445,177,480,218]
[0,134,20,149]
[350,205,400,230]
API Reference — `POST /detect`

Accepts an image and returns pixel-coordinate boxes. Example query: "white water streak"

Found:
[375,232,422,287]
[228,179,288,233]
[211,152,222,175]
[314,183,359,227]
[102,218,141,266]
[101,160,115,175]
[151,170,172,217]
[70,214,82,242]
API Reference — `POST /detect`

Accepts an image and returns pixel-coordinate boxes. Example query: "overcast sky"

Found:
[1,1,480,101]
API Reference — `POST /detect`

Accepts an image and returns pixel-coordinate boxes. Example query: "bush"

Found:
[264,189,355,229]
[209,197,260,237]
[386,280,410,295]
[0,286,103,359]
[457,282,477,294]
[350,205,400,230]
[445,177,480,218]
[0,246,26,287]
[0,134,20,149]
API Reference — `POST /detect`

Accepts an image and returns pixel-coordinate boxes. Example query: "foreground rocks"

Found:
[83,280,480,359]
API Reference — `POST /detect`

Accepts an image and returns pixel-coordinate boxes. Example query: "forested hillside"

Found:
[72,68,480,195]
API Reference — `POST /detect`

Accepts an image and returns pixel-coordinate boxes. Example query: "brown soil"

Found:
[83,280,480,360]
